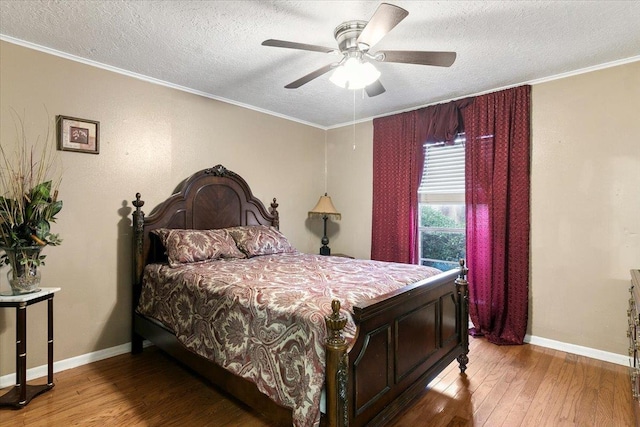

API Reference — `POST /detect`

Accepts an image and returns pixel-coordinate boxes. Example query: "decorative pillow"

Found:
[226,225,295,258]
[152,228,245,267]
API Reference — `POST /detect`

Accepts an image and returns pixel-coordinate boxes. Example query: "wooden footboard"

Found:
[325,260,469,427]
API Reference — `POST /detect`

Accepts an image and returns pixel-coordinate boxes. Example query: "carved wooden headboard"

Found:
[131,165,279,300]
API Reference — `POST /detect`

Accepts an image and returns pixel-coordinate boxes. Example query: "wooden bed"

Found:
[131,164,469,426]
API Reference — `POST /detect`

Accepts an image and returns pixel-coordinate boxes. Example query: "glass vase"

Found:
[2,246,42,294]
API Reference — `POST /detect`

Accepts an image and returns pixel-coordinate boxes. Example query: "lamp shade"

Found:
[308,193,341,220]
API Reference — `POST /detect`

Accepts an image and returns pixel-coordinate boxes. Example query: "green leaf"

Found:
[48,200,63,218]
[47,234,62,246]
[30,181,52,201]
[36,219,50,239]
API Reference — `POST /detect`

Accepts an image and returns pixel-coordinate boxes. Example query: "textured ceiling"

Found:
[1,1,639,128]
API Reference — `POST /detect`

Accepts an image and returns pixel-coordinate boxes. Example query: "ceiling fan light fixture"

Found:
[265,3,455,96]
[329,57,380,90]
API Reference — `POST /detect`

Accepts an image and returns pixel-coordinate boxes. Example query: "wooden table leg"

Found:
[17,302,27,405]
[48,297,54,386]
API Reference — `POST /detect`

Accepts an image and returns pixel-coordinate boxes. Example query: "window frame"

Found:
[418,136,466,270]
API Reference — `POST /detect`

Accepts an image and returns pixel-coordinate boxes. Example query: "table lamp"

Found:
[308,193,341,255]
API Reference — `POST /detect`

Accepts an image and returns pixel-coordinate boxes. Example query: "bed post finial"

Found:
[325,299,349,426]
[270,198,280,229]
[457,258,468,280]
[455,259,469,373]
[326,300,347,344]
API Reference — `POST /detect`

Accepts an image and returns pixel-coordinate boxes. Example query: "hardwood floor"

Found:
[0,337,634,426]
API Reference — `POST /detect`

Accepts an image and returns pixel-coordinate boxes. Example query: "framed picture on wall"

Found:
[57,115,100,154]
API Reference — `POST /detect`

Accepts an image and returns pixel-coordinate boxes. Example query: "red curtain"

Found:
[371,102,466,263]
[463,85,531,345]
[371,111,420,263]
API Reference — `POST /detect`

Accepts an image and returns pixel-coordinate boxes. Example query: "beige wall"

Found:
[530,61,640,353]
[0,41,326,376]
[328,61,640,356]
[325,122,373,259]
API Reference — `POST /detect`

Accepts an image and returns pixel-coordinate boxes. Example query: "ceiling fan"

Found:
[262,3,456,97]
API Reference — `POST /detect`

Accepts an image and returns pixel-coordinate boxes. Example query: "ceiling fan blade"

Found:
[365,79,386,97]
[357,3,409,50]
[284,63,338,89]
[376,50,457,67]
[262,39,336,54]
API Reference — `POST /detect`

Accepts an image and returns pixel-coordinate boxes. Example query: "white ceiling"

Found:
[1,1,639,128]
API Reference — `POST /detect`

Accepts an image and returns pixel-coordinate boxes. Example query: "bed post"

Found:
[325,300,349,427]
[131,193,145,354]
[269,198,280,229]
[455,259,469,373]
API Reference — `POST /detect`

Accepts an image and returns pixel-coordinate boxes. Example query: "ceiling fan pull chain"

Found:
[353,90,357,151]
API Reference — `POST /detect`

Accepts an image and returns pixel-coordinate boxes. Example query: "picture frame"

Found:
[57,115,100,154]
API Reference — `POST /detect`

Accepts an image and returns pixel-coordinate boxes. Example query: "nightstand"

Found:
[332,253,354,259]
[0,287,60,408]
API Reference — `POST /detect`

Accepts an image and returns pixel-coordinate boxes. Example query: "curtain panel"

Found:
[463,85,531,345]
[371,111,420,263]
[371,101,467,263]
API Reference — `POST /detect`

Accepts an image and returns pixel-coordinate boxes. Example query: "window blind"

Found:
[419,140,465,195]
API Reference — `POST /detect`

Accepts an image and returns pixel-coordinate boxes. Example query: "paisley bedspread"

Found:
[136,251,441,426]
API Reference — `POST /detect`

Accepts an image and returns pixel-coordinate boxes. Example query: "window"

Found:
[418,136,466,271]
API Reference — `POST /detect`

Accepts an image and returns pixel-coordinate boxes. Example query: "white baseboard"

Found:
[524,334,631,367]
[0,341,150,389]
[0,336,630,389]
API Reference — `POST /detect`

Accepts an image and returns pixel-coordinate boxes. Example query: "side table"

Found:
[0,287,60,408]
[332,253,354,259]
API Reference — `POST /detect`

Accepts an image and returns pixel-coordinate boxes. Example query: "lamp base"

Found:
[320,246,331,256]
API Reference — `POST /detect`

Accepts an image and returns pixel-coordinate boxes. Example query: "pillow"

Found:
[226,225,295,258]
[152,228,245,267]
